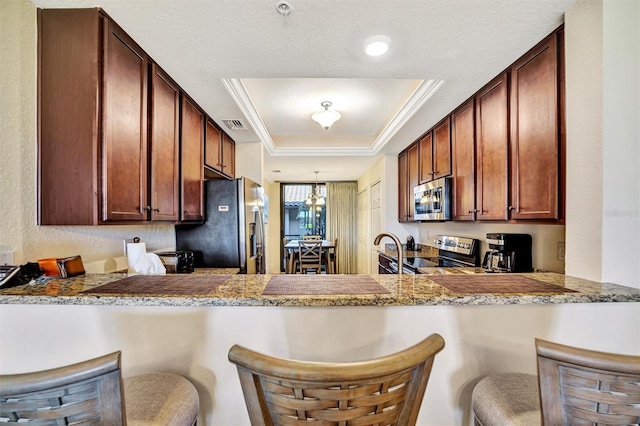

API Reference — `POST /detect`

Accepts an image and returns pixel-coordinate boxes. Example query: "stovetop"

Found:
[407,235,480,269]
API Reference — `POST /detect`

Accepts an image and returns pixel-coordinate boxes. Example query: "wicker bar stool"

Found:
[0,351,199,425]
[472,339,640,426]
[228,333,445,425]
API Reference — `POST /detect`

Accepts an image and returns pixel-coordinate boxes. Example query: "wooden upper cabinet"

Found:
[419,118,451,184]
[475,73,509,221]
[38,9,101,225]
[419,132,434,184]
[149,64,180,222]
[451,99,476,221]
[222,132,235,178]
[399,143,418,222]
[205,120,235,179]
[433,118,452,179]
[38,8,156,225]
[406,142,419,221]
[180,95,205,222]
[205,119,222,173]
[509,32,559,220]
[398,150,409,222]
[102,19,149,222]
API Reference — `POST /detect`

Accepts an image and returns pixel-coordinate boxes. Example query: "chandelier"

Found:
[305,171,325,206]
[311,101,341,130]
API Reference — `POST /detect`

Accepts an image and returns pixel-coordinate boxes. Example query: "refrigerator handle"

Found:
[255,207,265,274]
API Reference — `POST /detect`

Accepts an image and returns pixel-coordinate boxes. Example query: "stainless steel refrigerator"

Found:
[175,177,265,274]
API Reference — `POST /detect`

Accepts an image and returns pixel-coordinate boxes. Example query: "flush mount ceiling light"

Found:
[276,1,291,16]
[364,35,391,57]
[311,101,341,130]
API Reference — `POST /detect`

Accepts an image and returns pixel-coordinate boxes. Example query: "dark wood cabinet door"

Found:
[222,133,235,178]
[398,150,409,222]
[510,33,559,220]
[407,142,419,221]
[180,95,204,222]
[475,73,509,221]
[451,99,476,221]
[205,119,222,172]
[433,117,452,179]
[419,132,434,184]
[38,9,101,225]
[150,64,180,221]
[101,19,149,222]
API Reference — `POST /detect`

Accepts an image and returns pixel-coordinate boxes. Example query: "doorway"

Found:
[279,183,327,272]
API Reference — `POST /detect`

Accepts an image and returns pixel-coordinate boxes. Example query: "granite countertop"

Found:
[0,269,639,307]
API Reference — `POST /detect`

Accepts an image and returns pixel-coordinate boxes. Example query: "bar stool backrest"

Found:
[0,352,126,424]
[228,333,445,425]
[536,338,640,426]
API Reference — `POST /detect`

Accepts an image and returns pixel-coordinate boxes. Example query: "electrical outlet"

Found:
[557,242,565,261]
[0,251,15,265]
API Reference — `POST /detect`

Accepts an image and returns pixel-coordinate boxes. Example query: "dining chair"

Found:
[297,240,323,274]
[471,338,640,426]
[282,236,293,273]
[0,351,200,426]
[302,235,322,240]
[327,237,338,274]
[228,333,445,425]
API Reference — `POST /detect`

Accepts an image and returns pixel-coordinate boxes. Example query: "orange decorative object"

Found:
[38,258,60,277]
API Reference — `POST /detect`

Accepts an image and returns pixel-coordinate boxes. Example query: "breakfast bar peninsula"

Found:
[1,272,638,426]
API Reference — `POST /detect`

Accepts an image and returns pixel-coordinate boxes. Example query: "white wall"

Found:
[601,0,640,286]
[565,0,640,288]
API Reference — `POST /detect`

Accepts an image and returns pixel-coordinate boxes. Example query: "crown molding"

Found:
[369,79,445,153]
[221,78,277,153]
[222,77,445,156]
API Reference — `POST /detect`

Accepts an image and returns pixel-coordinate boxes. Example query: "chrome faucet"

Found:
[374,232,404,275]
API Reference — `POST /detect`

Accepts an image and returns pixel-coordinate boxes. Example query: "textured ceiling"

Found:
[29,0,576,183]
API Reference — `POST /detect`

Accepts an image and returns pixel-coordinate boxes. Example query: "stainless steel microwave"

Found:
[414,177,452,221]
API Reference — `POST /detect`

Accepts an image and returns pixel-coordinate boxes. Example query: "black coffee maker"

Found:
[482,233,532,273]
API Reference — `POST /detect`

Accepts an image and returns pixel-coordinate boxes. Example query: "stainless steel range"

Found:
[404,235,481,271]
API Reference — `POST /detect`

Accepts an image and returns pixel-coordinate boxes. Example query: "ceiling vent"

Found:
[222,119,248,131]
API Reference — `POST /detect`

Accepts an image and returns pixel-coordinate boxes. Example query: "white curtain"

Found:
[326,182,358,273]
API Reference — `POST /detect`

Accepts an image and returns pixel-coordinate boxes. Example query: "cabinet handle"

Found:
[153,208,160,212]
[508,206,516,211]
[144,206,151,211]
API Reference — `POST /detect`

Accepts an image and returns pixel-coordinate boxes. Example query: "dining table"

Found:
[284,239,336,274]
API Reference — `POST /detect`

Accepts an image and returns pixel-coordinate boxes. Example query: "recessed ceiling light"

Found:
[364,35,391,57]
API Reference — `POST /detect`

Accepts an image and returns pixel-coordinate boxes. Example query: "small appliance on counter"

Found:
[406,236,415,251]
[156,251,194,274]
[482,233,532,273]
